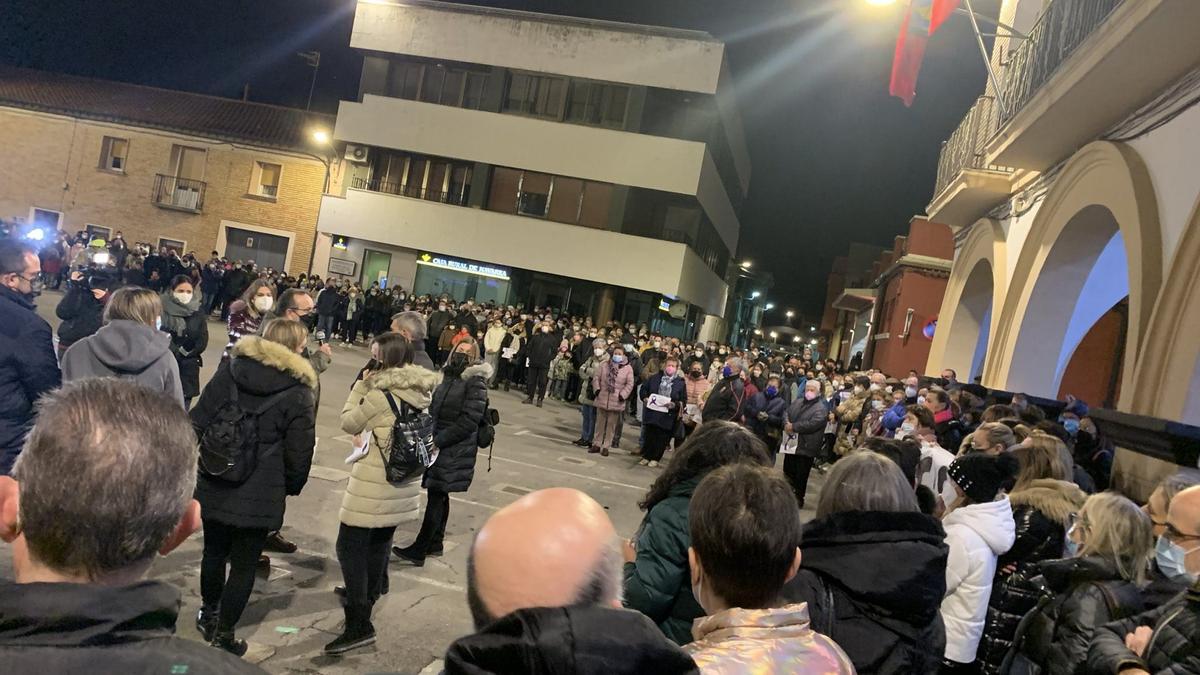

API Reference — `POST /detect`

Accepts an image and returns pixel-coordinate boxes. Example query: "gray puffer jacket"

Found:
[61,319,184,407]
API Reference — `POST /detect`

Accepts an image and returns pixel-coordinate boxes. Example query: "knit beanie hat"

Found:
[948,452,1018,504]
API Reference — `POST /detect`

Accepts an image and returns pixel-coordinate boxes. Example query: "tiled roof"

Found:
[0,64,335,152]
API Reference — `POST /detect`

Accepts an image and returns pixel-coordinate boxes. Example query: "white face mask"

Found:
[594,348,605,358]
[254,295,274,312]
[155,316,162,331]
[173,291,193,305]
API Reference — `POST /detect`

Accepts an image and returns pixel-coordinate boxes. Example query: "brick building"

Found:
[0,65,334,274]
[823,218,953,375]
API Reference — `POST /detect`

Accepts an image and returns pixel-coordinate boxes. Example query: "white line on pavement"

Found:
[490,456,645,491]
[394,570,464,592]
[450,496,499,511]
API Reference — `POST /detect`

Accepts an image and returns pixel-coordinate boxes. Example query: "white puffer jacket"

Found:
[338,365,441,529]
[940,496,1016,664]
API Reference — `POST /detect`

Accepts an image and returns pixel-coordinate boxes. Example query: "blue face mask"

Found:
[765,385,778,398]
[1061,418,1081,436]
[1064,523,1081,558]
[722,366,733,378]
[1156,534,1198,583]
[611,354,626,365]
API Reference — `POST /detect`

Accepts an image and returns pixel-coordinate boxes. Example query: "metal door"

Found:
[224,227,289,271]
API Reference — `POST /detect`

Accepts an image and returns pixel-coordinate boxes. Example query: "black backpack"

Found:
[198,380,292,484]
[380,391,436,485]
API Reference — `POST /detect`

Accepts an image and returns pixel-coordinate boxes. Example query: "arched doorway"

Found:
[925,218,1004,380]
[986,142,1161,400]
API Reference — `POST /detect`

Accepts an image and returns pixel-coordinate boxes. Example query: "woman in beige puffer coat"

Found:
[327,334,440,656]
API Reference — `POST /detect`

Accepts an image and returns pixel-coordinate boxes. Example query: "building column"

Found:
[595,287,616,325]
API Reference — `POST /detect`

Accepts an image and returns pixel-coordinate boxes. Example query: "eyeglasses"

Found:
[290,306,314,316]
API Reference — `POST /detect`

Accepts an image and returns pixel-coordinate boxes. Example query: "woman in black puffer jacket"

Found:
[975,435,1086,674]
[191,320,316,657]
[783,451,948,674]
[393,337,489,567]
[1009,492,1152,675]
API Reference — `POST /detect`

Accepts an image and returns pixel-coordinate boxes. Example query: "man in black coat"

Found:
[782,379,829,508]
[702,357,748,423]
[427,301,453,358]
[0,240,60,476]
[220,263,252,321]
[523,320,559,407]
[0,378,263,674]
[54,270,110,357]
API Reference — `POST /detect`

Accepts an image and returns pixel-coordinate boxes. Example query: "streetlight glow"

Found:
[312,129,331,144]
[785,310,795,318]
[740,260,753,269]
[866,0,896,5]
[765,302,775,310]
[770,331,778,339]
[751,291,761,299]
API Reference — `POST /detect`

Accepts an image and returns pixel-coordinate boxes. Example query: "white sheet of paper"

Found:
[646,393,671,413]
[344,435,370,464]
[502,347,516,359]
[779,433,799,455]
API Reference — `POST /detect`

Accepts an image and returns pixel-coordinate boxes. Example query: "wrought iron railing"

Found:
[351,176,469,205]
[999,0,1125,125]
[152,174,206,212]
[933,96,1013,198]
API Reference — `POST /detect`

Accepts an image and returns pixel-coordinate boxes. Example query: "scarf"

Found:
[159,290,198,335]
[657,372,677,398]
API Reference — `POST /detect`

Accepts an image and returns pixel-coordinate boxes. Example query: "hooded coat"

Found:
[783,510,949,674]
[443,605,698,675]
[61,319,184,407]
[976,478,1087,674]
[425,362,491,493]
[191,336,317,531]
[593,359,634,412]
[339,364,440,529]
[940,496,1017,665]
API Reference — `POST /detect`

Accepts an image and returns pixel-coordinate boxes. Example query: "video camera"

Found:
[72,240,121,292]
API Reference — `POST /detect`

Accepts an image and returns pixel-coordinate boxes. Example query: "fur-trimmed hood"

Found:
[231,335,318,389]
[460,362,494,381]
[1009,478,1086,527]
[365,365,440,409]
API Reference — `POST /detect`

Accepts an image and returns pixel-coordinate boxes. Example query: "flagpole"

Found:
[961,0,1010,119]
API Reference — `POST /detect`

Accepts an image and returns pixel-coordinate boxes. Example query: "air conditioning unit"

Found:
[344,144,370,163]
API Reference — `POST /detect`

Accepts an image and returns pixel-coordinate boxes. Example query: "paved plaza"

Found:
[0,290,821,674]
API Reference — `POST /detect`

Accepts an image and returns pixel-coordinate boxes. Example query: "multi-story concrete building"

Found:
[923,0,1200,491]
[0,65,334,274]
[312,0,750,338]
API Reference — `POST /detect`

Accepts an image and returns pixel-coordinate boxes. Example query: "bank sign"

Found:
[418,252,510,280]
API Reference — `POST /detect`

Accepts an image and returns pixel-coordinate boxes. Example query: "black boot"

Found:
[196,606,218,643]
[324,605,376,656]
[211,629,247,657]
[521,397,533,405]
[391,543,425,567]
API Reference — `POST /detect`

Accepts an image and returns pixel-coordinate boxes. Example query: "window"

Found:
[463,71,489,109]
[517,172,552,217]
[251,161,281,198]
[99,136,128,172]
[447,165,472,205]
[503,73,566,119]
[386,61,423,100]
[158,237,187,256]
[566,82,629,128]
[30,207,62,232]
[85,224,112,241]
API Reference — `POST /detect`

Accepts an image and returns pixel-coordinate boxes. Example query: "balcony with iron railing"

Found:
[152,174,206,213]
[926,96,1014,228]
[984,0,1200,170]
[350,176,470,206]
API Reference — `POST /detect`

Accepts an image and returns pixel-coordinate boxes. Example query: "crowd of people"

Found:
[2,231,1200,674]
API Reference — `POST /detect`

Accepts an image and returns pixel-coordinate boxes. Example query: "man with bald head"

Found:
[444,488,697,674]
[1088,485,1200,675]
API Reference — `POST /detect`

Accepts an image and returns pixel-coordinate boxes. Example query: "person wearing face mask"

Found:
[0,240,61,476]
[703,357,748,424]
[54,266,113,359]
[683,345,709,374]
[682,360,712,440]
[341,286,366,346]
[883,388,910,438]
[1087,486,1200,675]
[160,275,209,408]
[483,319,507,388]
[1009,493,1152,674]
[224,278,275,358]
[832,376,871,457]
[859,389,890,439]
[523,322,558,407]
[573,339,609,448]
[62,286,184,407]
[781,380,829,508]
[591,346,634,457]
[637,357,686,468]
[427,300,453,358]
[745,375,787,458]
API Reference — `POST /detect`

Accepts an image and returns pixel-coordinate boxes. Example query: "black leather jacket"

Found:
[1087,583,1200,675]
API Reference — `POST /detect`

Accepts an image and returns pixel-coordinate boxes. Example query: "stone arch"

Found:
[985,141,1161,400]
[925,217,1005,381]
[1127,195,1200,421]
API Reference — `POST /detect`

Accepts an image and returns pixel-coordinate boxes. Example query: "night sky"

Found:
[0,0,997,318]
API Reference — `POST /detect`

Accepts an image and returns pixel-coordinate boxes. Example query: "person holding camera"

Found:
[160,275,209,409]
[55,268,111,359]
[330,333,440,656]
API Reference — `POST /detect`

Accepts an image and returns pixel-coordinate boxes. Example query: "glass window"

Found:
[448,165,472,205]
[504,73,565,118]
[517,172,552,217]
[504,73,530,112]
[463,71,488,109]
[419,64,445,103]
[387,61,422,100]
[253,161,281,198]
[488,167,521,213]
[547,177,583,223]
[99,136,128,172]
[440,69,466,106]
[602,86,629,127]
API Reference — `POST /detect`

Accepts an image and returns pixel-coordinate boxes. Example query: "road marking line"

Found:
[450,496,499,511]
[513,429,573,443]
[490,456,645,491]
[394,570,464,592]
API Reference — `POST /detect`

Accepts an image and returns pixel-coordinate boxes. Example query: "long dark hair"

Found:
[639,421,771,511]
[374,333,414,369]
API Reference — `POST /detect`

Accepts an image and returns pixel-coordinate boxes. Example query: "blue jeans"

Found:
[317,314,336,340]
[580,404,596,443]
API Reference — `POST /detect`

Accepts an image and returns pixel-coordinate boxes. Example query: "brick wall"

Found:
[0,107,323,275]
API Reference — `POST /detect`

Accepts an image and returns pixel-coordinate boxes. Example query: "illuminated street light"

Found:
[740,260,753,269]
[810,326,816,332]
[793,336,801,343]
[312,129,331,145]
[769,331,778,339]
[751,291,761,299]
[810,338,818,345]
[785,310,795,318]
[754,329,762,335]
[765,302,775,310]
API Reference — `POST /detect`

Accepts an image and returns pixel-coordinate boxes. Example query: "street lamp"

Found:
[793,336,801,343]
[809,326,816,332]
[751,291,761,299]
[765,302,775,311]
[740,260,753,269]
[770,331,778,339]
[312,129,330,145]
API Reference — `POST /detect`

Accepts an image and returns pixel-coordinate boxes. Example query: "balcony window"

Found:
[99,136,128,173]
[463,72,489,110]
[386,61,423,100]
[517,171,552,217]
[447,165,472,205]
[251,161,281,199]
[566,81,630,128]
[503,73,566,119]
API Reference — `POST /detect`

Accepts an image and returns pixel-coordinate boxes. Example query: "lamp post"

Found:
[310,129,333,194]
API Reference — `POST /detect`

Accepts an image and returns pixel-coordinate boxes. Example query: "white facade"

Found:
[316,0,749,328]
